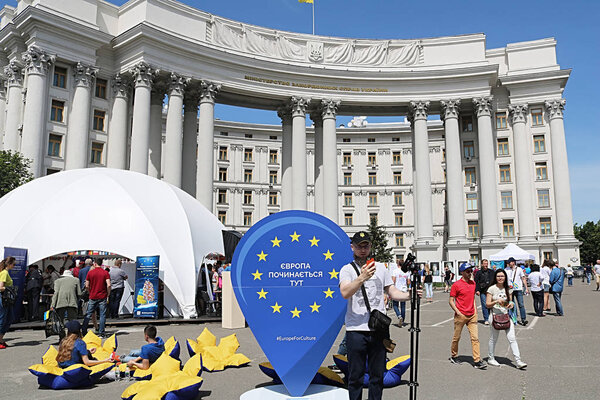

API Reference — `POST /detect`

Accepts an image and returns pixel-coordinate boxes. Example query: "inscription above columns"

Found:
[545,99,566,120]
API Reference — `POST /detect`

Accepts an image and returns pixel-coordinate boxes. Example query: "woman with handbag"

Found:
[0,256,17,349]
[485,269,527,369]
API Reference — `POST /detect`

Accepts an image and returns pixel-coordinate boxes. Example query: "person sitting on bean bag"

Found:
[56,320,113,368]
[122,325,165,370]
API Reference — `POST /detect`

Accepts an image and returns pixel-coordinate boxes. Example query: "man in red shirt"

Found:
[82,259,111,337]
[449,263,486,369]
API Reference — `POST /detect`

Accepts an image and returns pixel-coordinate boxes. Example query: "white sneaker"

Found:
[516,360,527,369]
[487,358,500,367]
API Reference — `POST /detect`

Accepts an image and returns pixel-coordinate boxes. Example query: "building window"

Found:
[269,149,278,164]
[95,78,107,99]
[395,213,403,226]
[218,168,227,181]
[501,191,513,209]
[53,66,67,88]
[466,193,478,211]
[93,110,105,131]
[497,138,509,156]
[342,138,350,143]
[393,171,402,185]
[534,135,546,153]
[540,217,552,236]
[244,148,253,162]
[394,192,403,205]
[218,146,228,161]
[463,141,475,158]
[468,221,479,238]
[395,233,404,247]
[496,112,507,129]
[90,142,104,164]
[269,192,278,206]
[244,169,253,183]
[367,138,375,143]
[392,151,401,165]
[344,172,352,186]
[535,162,548,180]
[220,131,228,136]
[270,135,277,140]
[499,165,511,183]
[217,189,227,204]
[531,108,544,126]
[269,170,277,185]
[538,189,550,208]
[245,134,253,139]
[218,210,226,224]
[369,192,378,206]
[392,137,400,142]
[243,212,252,226]
[368,172,377,185]
[47,134,62,157]
[370,213,378,224]
[461,116,473,132]
[465,167,476,185]
[503,219,515,237]
[344,213,353,226]
[343,152,352,166]
[344,193,353,206]
[51,100,65,122]
[543,251,553,260]
[368,152,376,166]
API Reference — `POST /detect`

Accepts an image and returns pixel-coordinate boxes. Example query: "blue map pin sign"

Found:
[232,210,353,397]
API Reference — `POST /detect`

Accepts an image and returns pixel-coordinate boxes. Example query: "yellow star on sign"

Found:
[309,236,320,247]
[252,269,263,280]
[309,302,321,313]
[257,251,268,261]
[271,237,282,247]
[257,288,268,299]
[323,288,335,298]
[329,268,339,279]
[271,302,282,313]
[323,250,334,260]
[290,231,301,242]
[290,307,302,318]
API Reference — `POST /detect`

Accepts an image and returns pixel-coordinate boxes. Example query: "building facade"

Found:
[0,0,580,266]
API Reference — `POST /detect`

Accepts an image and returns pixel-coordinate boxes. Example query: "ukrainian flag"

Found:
[44,310,50,321]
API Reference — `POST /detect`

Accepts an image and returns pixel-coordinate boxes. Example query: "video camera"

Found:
[400,253,417,274]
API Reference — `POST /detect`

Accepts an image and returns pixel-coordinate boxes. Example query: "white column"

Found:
[65,62,97,170]
[545,99,575,239]
[196,80,221,210]
[291,96,310,210]
[278,106,293,210]
[509,103,535,241]
[2,62,23,152]
[182,89,200,196]
[322,99,340,223]
[311,111,324,214]
[129,62,156,174]
[409,101,434,243]
[0,83,6,150]
[21,46,54,177]
[106,74,130,169]
[473,96,500,240]
[441,99,466,242]
[163,73,188,187]
[148,85,165,179]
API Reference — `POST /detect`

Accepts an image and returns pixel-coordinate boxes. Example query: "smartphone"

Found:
[367,258,375,268]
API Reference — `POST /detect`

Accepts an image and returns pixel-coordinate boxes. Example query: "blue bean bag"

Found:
[259,362,345,387]
[333,354,411,388]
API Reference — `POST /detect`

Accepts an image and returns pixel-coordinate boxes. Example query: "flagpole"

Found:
[312,1,315,35]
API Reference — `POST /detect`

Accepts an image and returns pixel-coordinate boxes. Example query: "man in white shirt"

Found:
[541,261,552,311]
[594,260,600,291]
[506,257,529,326]
[391,263,411,327]
[339,231,414,400]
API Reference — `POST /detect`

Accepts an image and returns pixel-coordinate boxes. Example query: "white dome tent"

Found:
[0,168,225,319]
[489,243,536,262]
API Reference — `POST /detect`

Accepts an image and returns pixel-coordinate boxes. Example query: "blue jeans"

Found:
[552,292,564,315]
[567,276,573,286]
[512,290,527,323]
[586,273,591,284]
[392,300,406,320]
[83,298,107,335]
[479,292,490,321]
[0,297,13,335]
[424,283,433,299]
[347,331,386,400]
[122,349,141,363]
[337,332,347,356]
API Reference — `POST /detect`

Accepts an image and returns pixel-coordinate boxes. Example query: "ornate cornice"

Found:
[73,62,98,88]
[321,99,340,120]
[508,103,528,124]
[408,101,429,123]
[440,99,461,121]
[111,73,130,99]
[130,62,159,88]
[168,73,189,97]
[290,96,310,117]
[200,80,221,103]
[473,96,493,117]
[378,149,391,155]
[353,149,366,155]
[429,146,441,153]
[256,146,268,153]
[402,148,412,154]
[545,99,566,120]
[22,46,55,76]
[3,61,23,87]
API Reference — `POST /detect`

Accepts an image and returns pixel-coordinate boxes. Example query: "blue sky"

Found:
[3,0,598,223]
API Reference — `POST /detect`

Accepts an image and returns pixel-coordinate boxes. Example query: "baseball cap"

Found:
[459,262,473,273]
[507,257,516,264]
[351,231,371,244]
[65,320,82,334]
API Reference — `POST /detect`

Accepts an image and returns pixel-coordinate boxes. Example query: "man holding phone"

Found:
[339,231,415,400]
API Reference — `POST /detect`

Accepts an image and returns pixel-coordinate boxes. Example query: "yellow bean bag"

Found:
[186,328,250,372]
[83,331,118,360]
[133,352,181,380]
[332,354,411,388]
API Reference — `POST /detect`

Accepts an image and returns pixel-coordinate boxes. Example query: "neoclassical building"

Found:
[0,0,580,266]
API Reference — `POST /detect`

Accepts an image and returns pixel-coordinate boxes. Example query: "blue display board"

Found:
[4,247,28,321]
[232,210,353,397]
[133,255,159,318]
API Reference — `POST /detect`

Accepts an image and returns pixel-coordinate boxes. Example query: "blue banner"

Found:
[3,247,28,322]
[133,256,159,319]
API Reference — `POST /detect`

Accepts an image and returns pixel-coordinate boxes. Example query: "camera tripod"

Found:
[401,253,420,400]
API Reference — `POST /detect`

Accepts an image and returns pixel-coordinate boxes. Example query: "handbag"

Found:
[492,312,511,330]
[1,285,18,307]
[44,309,66,339]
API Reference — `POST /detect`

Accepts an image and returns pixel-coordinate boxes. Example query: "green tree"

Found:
[574,221,600,264]
[0,150,33,198]
[366,218,394,262]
